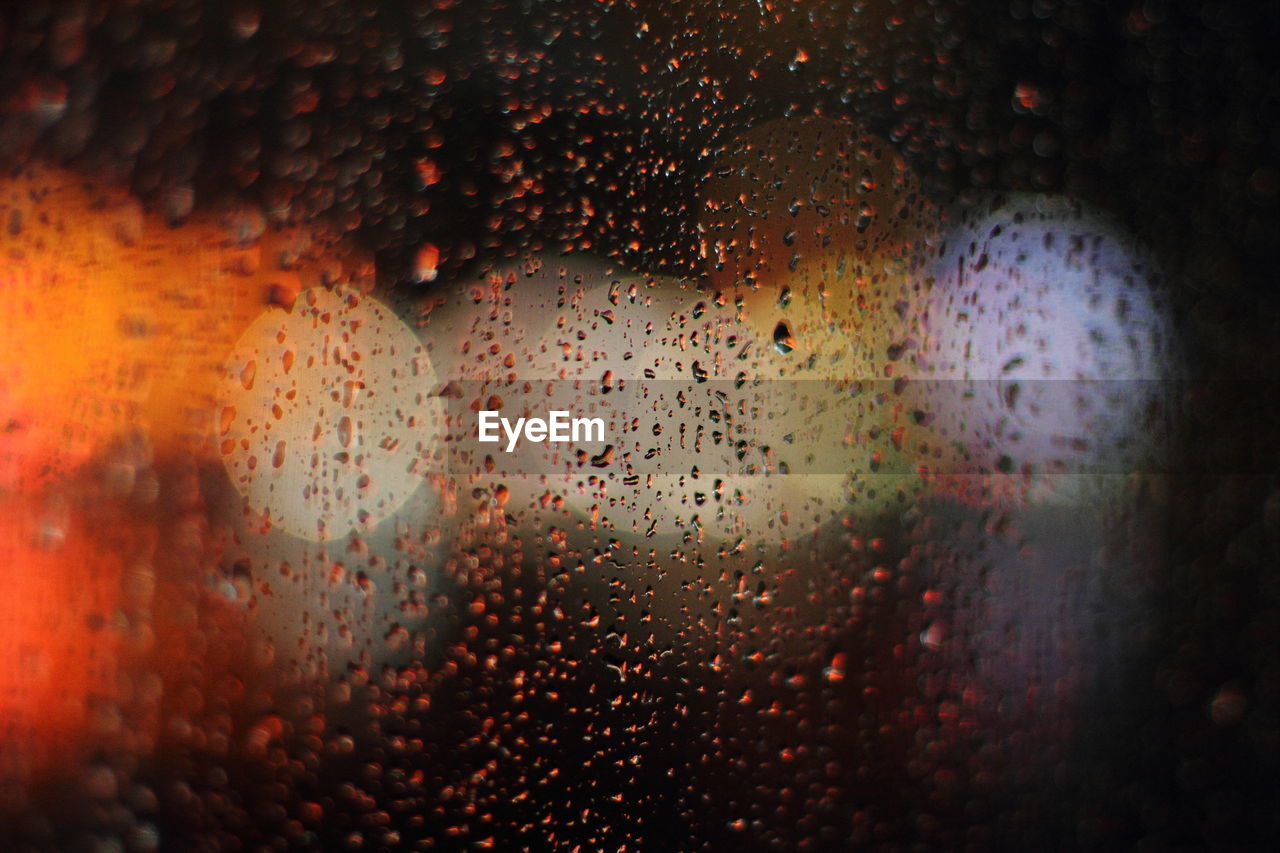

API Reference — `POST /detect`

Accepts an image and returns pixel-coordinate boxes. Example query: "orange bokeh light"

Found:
[0,165,366,770]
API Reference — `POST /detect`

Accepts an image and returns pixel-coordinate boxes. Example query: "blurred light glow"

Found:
[219,286,445,541]
[916,193,1180,501]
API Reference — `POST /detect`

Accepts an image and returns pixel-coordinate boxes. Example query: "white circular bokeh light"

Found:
[219,286,444,541]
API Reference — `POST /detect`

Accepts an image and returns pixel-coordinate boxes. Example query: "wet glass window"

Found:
[1,1,1278,850]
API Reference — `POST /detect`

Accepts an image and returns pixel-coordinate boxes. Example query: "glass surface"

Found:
[1,2,1277,850]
